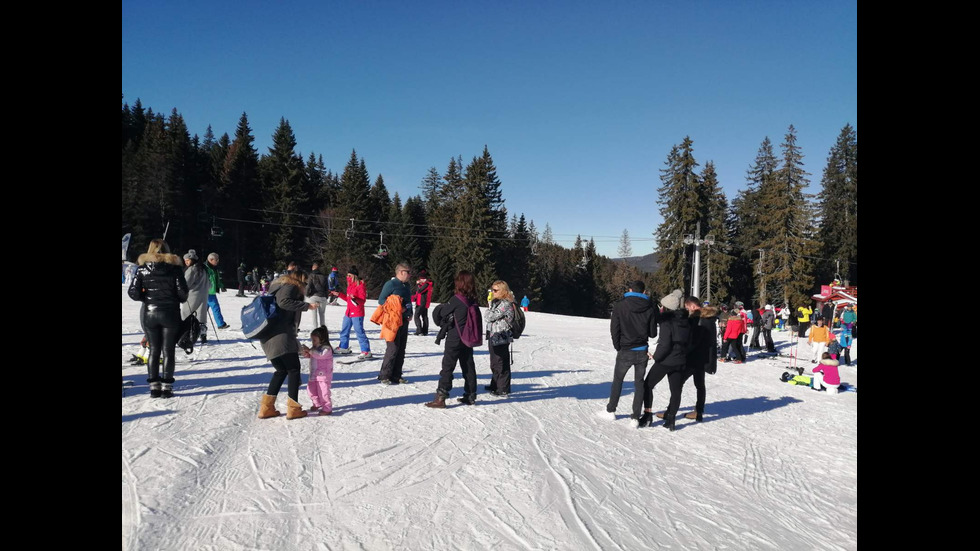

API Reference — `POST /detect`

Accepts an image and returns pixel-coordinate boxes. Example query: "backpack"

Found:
[177,313,203,354]
[453,294,483,348]
[241,295,279,339]
[511,303,526,339]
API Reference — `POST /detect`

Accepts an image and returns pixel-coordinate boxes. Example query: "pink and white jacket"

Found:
[812,358,840,386]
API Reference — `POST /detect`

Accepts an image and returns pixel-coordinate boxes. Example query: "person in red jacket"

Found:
[720,304,747,363]
[329,266,371,359]
[412,269,434,336]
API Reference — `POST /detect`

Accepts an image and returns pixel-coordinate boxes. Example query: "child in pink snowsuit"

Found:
[301,325,335,415]
[812,352,841,395]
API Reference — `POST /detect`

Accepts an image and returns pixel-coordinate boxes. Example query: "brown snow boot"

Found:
[286,397,308,420]
[684,410,703,422]
[655,411,665,419]
[425,393,446,409]
[258,394,281,419]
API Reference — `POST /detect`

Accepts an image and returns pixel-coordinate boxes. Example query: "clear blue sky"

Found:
[122,0,857,258]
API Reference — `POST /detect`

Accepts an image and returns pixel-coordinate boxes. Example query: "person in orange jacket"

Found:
[808,317,833,363]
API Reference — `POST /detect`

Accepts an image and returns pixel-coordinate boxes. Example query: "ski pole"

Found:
[207,308,221,344]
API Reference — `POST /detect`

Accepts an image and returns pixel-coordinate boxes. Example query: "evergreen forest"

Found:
[122,98,856,316]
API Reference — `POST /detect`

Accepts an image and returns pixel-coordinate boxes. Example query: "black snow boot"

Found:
[662,412,676,432]
[637,412,653,428]
[148,378,162,398]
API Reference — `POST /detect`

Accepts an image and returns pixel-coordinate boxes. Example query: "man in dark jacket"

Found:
[236,262,247,297]
[306,263,329,331]
[761,304,777,353]
[638,289,692,431]
[377,262,414,384]
[599,281,658,425]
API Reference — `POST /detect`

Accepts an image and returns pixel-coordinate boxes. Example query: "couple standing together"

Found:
[603,281,718,431]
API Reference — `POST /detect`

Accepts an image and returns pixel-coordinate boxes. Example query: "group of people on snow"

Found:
[601,285,857,430]
[127,239,525,418]
[128,238,853,426]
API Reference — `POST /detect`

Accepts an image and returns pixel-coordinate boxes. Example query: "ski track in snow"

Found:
[122,289,858,550]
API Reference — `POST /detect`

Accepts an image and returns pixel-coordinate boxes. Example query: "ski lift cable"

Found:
[247,207,643,241]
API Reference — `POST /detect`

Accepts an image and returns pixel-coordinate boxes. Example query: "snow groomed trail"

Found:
[123,288,857,550]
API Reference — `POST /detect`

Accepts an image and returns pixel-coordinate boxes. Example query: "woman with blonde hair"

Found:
[257,270,318,420]
[128,238,188,398]
[485,280,516,396]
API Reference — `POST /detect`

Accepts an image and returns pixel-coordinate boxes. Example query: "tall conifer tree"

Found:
[817,124,858,285]
[757,125,821,308]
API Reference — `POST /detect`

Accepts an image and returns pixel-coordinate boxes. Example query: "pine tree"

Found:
[653,137,701,295]
[420,166,442,217]
[729,137,778,304]
[260,118,307,268]
[696,162,734,304]
[817,123,858,285]
[218,113,261,271]
[402,195,430,270]
[757,125,821,308]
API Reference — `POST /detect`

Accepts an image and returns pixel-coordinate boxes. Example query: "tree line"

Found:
[122,97,856,316]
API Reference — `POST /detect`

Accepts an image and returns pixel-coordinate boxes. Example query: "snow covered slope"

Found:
[122,287,857,550]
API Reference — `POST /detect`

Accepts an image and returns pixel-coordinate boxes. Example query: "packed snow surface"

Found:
[122,288,857,550]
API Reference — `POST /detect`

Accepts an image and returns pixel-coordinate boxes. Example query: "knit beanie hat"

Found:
[184,249,198,261]
[660,289,684,311]
[348,266,359,277]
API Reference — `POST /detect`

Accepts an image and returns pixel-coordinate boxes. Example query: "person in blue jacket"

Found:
[520,295,530,312]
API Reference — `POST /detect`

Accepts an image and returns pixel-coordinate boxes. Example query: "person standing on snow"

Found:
[599,280,659,425]
[180,249,210,344]
[306,262,329,331]
[236,262,247,297]
[128,238,188,398]
[412,269,434,336]
[205,252,230,329]
[330,266,371,359]
[720,305,747,363]
[636,289,692,431]
[761,304,777,353]
[521,295,530,312]
[796,303,812,338]
[675,296,718,423]
[255,270,318,420]
[377,263,414,384]
[485,279,517,396]
[425,270,482,408]
[808,317,833,363]
[326,267,340,305]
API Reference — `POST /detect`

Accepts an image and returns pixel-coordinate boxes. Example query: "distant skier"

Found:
[520,295,530,312]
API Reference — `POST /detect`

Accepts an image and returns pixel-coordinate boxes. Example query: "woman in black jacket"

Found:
[638,289,692,430]
[128,239,188,398]
[425,271,482,408]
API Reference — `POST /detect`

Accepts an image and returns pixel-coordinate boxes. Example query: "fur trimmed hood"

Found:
[137,252,182,266]
[701,306,719,318]
[818,358,839,367]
